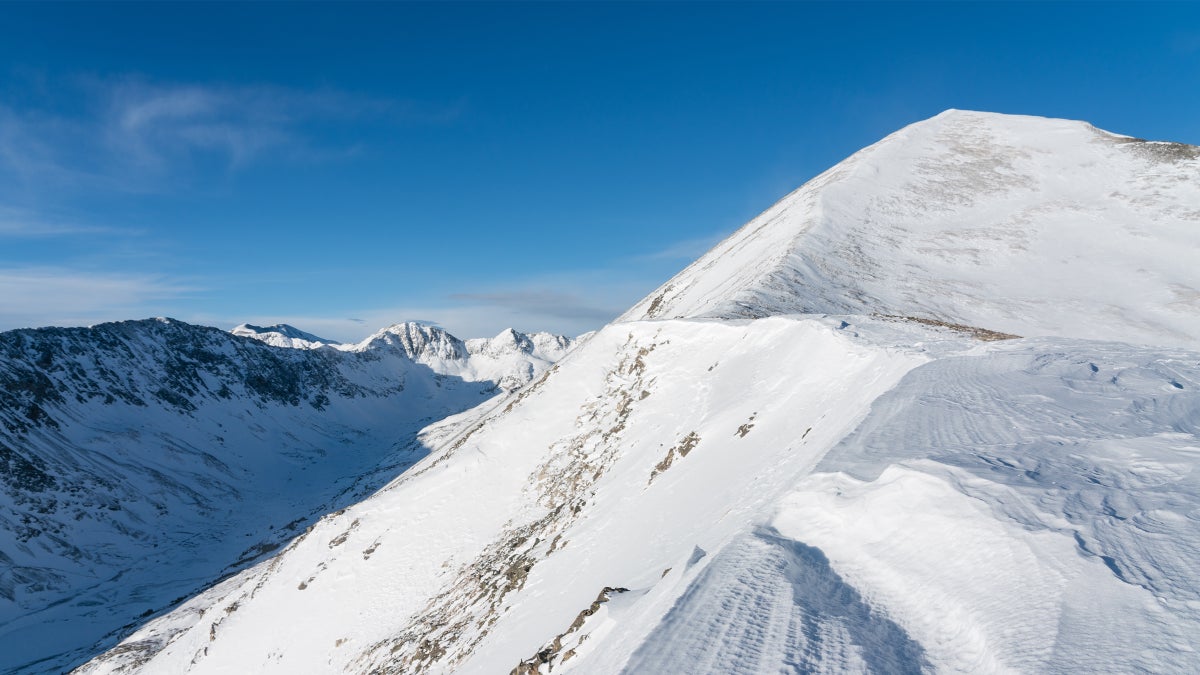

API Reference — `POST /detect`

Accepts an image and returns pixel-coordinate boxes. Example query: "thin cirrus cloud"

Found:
[100,80,389,172]
[0,206,138,238]
[0,267,197,331]
[0,77,460,194]
[447,290,619,323]
[443,233,728,332]
[629,231,730,262]
[0,76,463,333]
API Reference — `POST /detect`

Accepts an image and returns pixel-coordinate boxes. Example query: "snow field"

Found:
[79,316,925,673]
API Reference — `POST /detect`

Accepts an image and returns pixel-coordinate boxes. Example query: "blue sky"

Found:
[1,1,1197,341]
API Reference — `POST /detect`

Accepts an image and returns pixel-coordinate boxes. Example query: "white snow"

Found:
[68,110,1200,674]
[0,319,574,673]
[231,323,341,349]
[622,110,1200,350]
[770,339,1200,673]
[75,316,926,674]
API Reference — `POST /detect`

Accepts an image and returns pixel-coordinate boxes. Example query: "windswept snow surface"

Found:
[622,110,1200,349]
[77,111,1200,674]
[773,340,1200,673]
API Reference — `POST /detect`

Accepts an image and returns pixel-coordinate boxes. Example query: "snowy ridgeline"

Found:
[232,322,573,393]
[24,109,1200,674]
[0,318,571,674]
[76,317,1200,674]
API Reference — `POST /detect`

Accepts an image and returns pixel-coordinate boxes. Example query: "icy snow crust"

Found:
[76,111,1200,673]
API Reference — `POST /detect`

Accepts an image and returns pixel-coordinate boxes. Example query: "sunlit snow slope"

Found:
[623,110,1200,349]
[80,111,1200,674]
[76,317,928,674]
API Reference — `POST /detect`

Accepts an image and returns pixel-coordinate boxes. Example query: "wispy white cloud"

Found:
[98,80,371,173]
[0,206,137,238]
[447,290,618,322]
[0,77,466,334]
[0,267,197,331]
[629,231,728,262]
[0,76,459,194]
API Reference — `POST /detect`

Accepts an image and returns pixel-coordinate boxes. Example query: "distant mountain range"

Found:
[0,318,572,673]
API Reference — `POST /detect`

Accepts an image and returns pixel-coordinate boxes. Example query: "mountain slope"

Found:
[622,110,1200,348]
[79,111,1200,674]
[73,316,928,673]
[0,319,569,673]
[81,319,1200,675]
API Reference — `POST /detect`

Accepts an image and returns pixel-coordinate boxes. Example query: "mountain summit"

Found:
[625,110,1200,348]
[68,112,1200,674]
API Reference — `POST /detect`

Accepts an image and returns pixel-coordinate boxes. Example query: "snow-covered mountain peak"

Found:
[231,323,340,349]
[466,327,536,357]
[230,319,577,394]
[622,110,1200,349]
[464,328,574,371]
[59,113,1200,674]
[336,323,575,393]
[349,322,468,361]
[492,327,533,350]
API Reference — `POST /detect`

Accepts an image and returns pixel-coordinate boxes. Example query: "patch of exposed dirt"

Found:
[362,539,382,560]
[297,562,327,591]
[649,431,702,484]
[329,518,360,548]
[511,586,630,674]
[1111,135,1200,163]
[736,412,757,437]
[645,285,672,318]
[879,314,1020,341]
